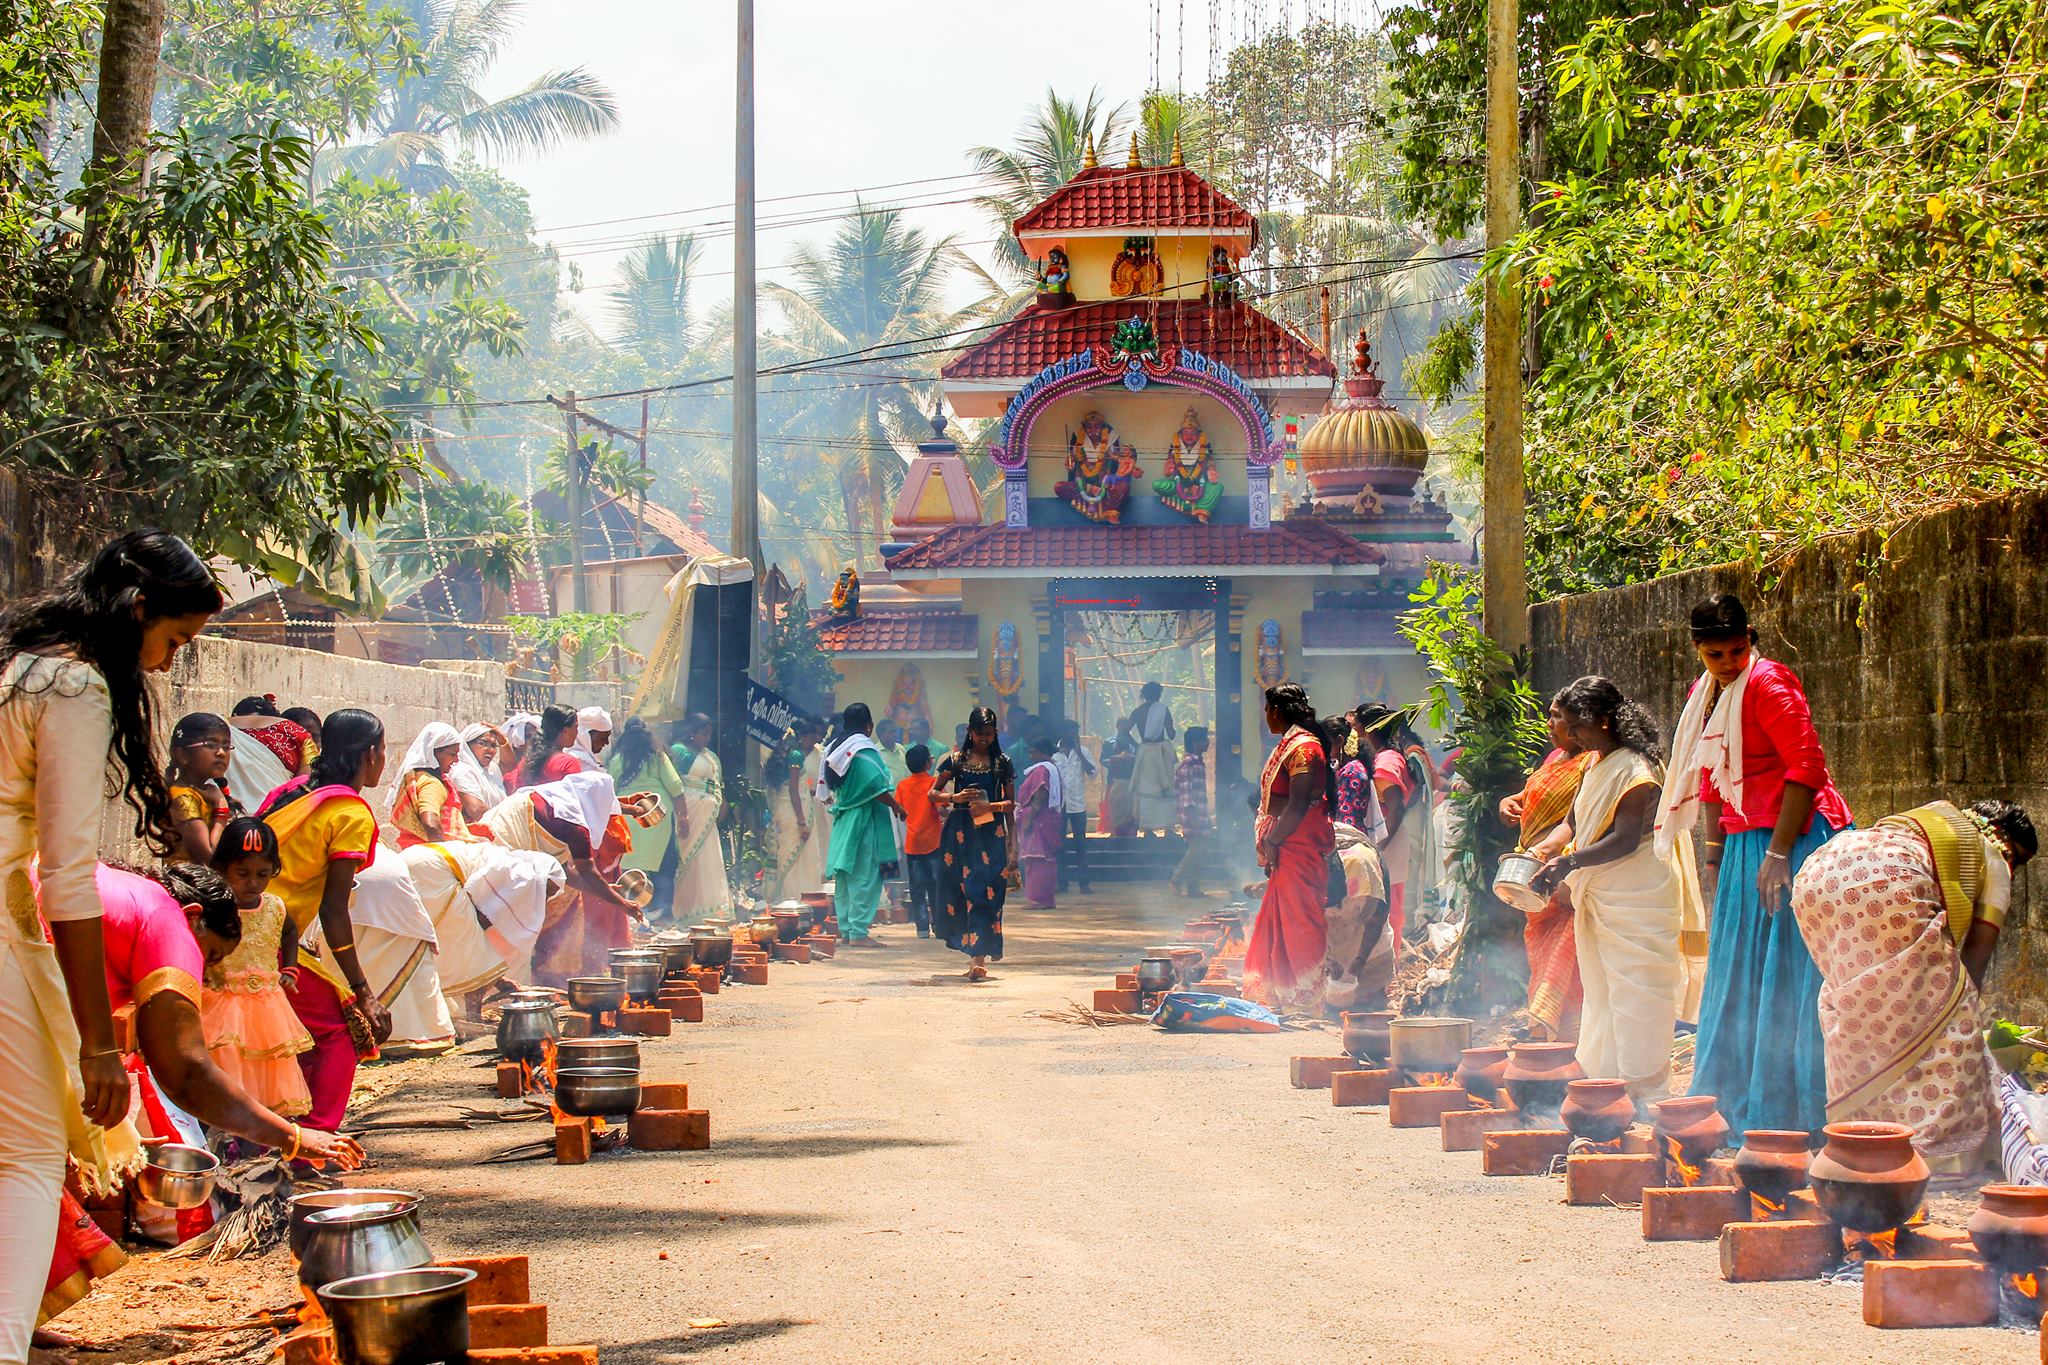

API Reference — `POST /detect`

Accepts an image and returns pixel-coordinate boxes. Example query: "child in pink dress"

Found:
[200,818,313,1117]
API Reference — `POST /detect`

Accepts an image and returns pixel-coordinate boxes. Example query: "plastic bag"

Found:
[1150,992,1285,1032]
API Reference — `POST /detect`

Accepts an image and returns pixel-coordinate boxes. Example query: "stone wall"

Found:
[1529,490,2048,1019]
[98,635,510,859]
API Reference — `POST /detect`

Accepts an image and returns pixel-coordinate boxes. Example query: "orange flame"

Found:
[1579,1135,1626,1154]
[1411,1072,1455,1089]
[1750,1192,1786,1222]
[1663,1136,1702,1188]
[1844,1228,1900,1263]
[2013,1273,2041,1299]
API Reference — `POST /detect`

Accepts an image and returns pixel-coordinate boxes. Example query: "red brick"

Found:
[1619,1128,1656,1154]
[1330,1069,1394,1108]
[1290,1056,1353,1090]
[466,1349,598,1365]
[1897,1224,1979,1262]
[1440,1106,1521,1152]
[1642,1186,1749,1241]
[559,1011,594,1038]
[627,1109,692,1151]
[470,1304,548,1349]
[677,1109,710,1150]
[666,994,704,1023]
[693,969,720,994]
[620,1007,671,1037]
[1863,1259,1996,1328]
[807,935,836,958]
[1784,1189,1824,1222]
[554,1118,590,1165]
[773,941,811,963]
[1703,1156,1738,1187]
[1481,1129,1572,1176]
[1719,1219,1844,1282]
[438,1255,529,1306]
[496,1061,525,1099]
[732,962,769,987]
[639,1082,689,1110]
[1389,1086,1473,1129]
[1114,972,1139,991]
[1091,988,1142,1014]
[1566,1154,1661,1207]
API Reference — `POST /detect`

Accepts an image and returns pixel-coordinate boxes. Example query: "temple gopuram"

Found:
[818,134,1467,787]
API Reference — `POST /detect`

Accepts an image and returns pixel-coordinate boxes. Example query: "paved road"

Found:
[358,893,2029,1364]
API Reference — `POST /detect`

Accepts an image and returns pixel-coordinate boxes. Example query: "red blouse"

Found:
[1694,658,1853,836]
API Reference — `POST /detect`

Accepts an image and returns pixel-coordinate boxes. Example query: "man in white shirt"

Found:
[1051,723,1095,894]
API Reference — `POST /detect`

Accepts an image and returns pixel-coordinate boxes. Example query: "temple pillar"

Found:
[1004,470,1029,528]
[1216,582,1244,788]
[1247,467,1271,530]
[1033,596,1065,734]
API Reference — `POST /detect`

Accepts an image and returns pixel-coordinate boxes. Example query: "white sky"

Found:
[489,0,1243,327]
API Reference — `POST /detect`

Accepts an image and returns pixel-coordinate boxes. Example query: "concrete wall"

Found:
[99,635,510,859]
[1528,490,2048,1018]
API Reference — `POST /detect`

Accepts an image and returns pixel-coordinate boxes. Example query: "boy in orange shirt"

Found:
[895,744,942,938]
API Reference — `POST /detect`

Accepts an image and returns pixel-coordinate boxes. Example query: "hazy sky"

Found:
[489,0,1245,326]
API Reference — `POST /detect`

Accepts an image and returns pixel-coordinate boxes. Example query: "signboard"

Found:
[744,678,821,749]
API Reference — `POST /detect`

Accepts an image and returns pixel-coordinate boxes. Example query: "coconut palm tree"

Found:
[609,232,703,374]
[330,0,619,189]
[763,203,998,565]
[968,87,1128,285]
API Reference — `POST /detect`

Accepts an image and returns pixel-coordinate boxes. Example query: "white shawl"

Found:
[818,732,879,801]
[1653,655,1760,861]
[449,722,507,809]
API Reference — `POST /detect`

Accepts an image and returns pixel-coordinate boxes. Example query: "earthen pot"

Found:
[1651,1095,1730,1168]
[799,892,832,911]
[1732,1130,1813,1204]
[1341,1010,1396,1065]
[1967,1185,2048,1272]
[1502,1041,1585,1115]
[1807,1121,1930,1233]
[1561,1079,1635,1145]
[772,910,803,943]
[1454,1045,1512,1104]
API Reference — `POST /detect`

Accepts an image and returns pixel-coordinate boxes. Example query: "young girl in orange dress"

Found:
[200,818,312,1118]
[166,712,239,863]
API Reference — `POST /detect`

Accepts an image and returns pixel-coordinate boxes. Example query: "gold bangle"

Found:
[284,1124,302,1160]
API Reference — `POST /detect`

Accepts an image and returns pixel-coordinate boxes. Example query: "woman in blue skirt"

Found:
[1654,594,1852,1137]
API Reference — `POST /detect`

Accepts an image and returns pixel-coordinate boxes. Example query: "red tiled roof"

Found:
[1013,166,1256,240]
[941,298,1335,383]
[883,521,1382,575]
[814,610,980,655]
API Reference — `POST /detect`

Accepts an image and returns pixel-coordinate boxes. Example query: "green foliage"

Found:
[968,88,1128,286]
[760,585,840,717]
[1398,567,1549,1015]
[507,609,639,681]
[1513,0,2048,597]
[379,476,534,592]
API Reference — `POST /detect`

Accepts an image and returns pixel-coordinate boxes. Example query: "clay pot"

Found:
[1453,1046,1512,1104]
[1502,1041,1585,1115]
[1732,1130,1813,1204]
[1340,1010,1396,1065]
[1807,1122,1930,1233]
[1651,1095,1730,1168]
[771,910,803,943]
[1967,1185,2048,1272]
[1561,1079,1635,1145]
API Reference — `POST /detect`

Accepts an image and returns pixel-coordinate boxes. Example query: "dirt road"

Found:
[346,893,2024,1364]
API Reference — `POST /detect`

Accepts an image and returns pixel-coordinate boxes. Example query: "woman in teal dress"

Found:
[931,707,1014,981]
[822,703,903,944]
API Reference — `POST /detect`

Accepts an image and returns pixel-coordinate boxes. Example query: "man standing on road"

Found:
[1128,682,1178,836]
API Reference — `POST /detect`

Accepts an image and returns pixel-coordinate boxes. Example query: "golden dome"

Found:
[1299,397,1429,475]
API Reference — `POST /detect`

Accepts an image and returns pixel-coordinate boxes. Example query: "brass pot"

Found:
[690,927,733,969]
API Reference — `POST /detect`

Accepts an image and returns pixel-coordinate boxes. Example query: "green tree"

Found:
[378,475,535,621]
[609,232,704,375]
[968,87,1127,285]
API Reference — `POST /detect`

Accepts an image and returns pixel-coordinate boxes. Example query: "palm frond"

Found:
[455,67,619,157]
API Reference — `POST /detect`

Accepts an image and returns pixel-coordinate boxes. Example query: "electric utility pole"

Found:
[1482,0,1528,649]
[562,389,586,613]
[731,0,762,580]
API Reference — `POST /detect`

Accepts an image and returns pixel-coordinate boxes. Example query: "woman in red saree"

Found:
[1500,693,1597,1039]
[1245,686,1336,1014]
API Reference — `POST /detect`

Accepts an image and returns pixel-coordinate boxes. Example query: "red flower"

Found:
[1664,466,1682,485]
[1689,449,1707,464]
[1538,274,1555,291]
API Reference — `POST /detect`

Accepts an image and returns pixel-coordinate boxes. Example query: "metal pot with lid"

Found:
[297,1198,432,1289]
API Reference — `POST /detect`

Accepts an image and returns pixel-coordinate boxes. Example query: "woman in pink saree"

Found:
[1014,733,1063,908]
[1245,686,1336,1015]
[1791,799,2035,1168]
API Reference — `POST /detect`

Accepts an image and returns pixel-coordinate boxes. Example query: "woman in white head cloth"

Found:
[386,723,480,849]
[480,771,642,983]
[499,713,541,793]
[568,707,613,772]
[398,840,564,1006]
[447,723,508,823]
[301,856,454,1053]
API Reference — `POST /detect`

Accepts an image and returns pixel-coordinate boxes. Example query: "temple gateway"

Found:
[819,136,1467,790]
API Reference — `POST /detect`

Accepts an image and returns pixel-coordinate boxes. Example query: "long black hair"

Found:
[522,703,576,785]
[263,709,383,816]
[1554,676,1664,764]
[963,705,1004,762]
[0,530,223,857]
[1265,685,1336,812]
[148,862,242,943]
[612,716,656,786]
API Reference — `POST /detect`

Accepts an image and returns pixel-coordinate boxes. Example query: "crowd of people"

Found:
[1239,593,2037,1183]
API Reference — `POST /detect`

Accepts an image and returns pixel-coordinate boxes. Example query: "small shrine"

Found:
[815,140,1466,788]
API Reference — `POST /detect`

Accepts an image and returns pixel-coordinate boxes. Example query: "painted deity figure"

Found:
[1037,247,1072,298]
[1153,408,1223,523]
[827,564,860,620]
[1255,619,1286,689]
[988,621,1024,704]
[886,663,933,737]
[1057,411,1136,523]
[1111,237,1163,299]
[1206,245,1238,303]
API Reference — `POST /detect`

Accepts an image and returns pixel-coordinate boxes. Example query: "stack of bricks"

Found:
[1092,979,1143,1014]
[283,1254,597,1365]
[625,1080,711,1153]
[772,938,811,963]
[803,928,836,959]
[656,977,704,1023]
[728,944,771,986]
[688,965,721,994]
